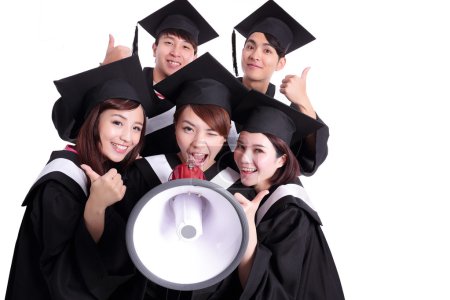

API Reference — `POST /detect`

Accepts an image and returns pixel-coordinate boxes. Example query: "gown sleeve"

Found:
[74,161,157,299]
[292,115,329,176]
[239,200,344,300]
[30,181,100,299]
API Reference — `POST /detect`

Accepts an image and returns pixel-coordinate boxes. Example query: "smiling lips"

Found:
[112,142,129,154]
[167,59,181,68]
[240,166,257,174]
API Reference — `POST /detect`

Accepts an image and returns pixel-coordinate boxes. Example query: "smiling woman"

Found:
[4,55,152,299]
[174,103,229,171]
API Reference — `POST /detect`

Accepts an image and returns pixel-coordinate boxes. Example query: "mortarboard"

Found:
[232,0,315,75]
[232,90,323,145]
[138,0,218,46]
[52,55,151,142]
[153,52,249,115]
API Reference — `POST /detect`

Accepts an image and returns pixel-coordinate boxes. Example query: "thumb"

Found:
[252,190,269,206]
[107,34,115,53]
[301,66,311,79]
[234,192,248,205]
[80,164,100,182]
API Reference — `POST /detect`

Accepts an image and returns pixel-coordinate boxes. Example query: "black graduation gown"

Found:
[5,150,142,300]
[236,78,330,176]
[141,67,180,157]
[203,179,345,300]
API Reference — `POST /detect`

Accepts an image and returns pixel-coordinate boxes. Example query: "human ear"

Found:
[276,154,287,169]
[152,43,157,58]
[276,57,286,71]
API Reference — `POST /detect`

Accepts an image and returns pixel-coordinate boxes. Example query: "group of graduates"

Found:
[5,0,345,299]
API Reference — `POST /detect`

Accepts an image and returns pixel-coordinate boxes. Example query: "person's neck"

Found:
[242,76,270,94]
[152,68,167,85]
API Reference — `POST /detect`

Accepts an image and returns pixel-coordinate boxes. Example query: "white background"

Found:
[1,0,450,299]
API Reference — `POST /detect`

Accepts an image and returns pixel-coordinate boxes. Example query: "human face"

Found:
[175,106,226,171]
[241,32,286,83]
[234,131,286,192]
[152,34,196,83]
[98,106,144,162]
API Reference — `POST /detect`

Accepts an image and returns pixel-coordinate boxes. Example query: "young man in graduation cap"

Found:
[102,0,218,156]
[232,0,329,176]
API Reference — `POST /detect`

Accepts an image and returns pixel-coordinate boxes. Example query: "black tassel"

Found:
[232,30,238,77]
[132,25,138,55]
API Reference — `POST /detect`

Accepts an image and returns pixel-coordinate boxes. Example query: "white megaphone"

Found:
[126,163,248,291]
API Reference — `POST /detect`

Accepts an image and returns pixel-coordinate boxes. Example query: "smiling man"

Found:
[103,0,218,156]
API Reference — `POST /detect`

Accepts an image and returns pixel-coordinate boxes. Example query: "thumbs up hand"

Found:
[279,67,316,119]
[81,164,126,210]
[101,34,132,65]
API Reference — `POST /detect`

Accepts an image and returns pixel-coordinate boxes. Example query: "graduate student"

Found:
[81,53,251,300]
[232,0,329,176]
[5,55,152,300]
[208,90,345,300]
[103,0,218,156]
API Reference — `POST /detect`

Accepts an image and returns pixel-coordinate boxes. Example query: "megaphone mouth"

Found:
[170,192,205,241]
[126,179,249,291]
[180,224,197,239]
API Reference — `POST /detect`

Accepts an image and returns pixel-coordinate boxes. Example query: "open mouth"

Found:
[112,142,129,154]
[167,59,181,67]
[188,153,208,166]
[240,167,257,174]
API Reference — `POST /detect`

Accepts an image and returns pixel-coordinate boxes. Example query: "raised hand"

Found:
[82,164,126,209]
[102,34,132,65]
[279,67,316,119]
[81,164,126,242]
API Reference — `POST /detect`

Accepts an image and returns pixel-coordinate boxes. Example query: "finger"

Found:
[234,192,249,205]
[107,34,115,53]
[80,164,100,182]
[283,74,295,81]
[252,190,269,206]
[301,67,311,79]
[120,185,127,198]
[104,168,118,180]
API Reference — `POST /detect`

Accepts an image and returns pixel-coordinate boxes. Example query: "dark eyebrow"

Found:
[246,38,273,49]
[112,113,143,126]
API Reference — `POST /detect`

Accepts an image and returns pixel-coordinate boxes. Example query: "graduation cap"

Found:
[137,0,218,47]
[233,90,323,145]
[232,0,315,75]
[153,52,249,115]
[52,55,152,142]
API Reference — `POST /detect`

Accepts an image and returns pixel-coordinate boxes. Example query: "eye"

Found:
[133,125,142,132]
[235,143,245,150]
[164,40,173,46]
[244,43,254,50]
[207,131,219,137]
[255,148,264,154]
[182,126,194,133]
[263,48,273,55]
[112,120,123,127]
[183,45,193,51]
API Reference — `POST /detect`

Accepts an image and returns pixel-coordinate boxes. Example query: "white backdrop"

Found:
[1,0,450,299]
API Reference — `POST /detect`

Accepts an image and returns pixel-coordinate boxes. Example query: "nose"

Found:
[249,48,261,61]
[238,148,252,164]
[192,132,206,147]
[120,127,132,143]
[170,44,182,57]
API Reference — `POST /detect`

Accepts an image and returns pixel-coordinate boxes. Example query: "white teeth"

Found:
[242,167,256,172]
[113,143,128,150]
[168,60,181,66]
